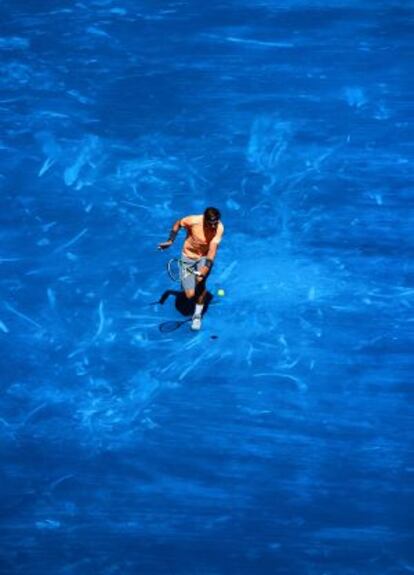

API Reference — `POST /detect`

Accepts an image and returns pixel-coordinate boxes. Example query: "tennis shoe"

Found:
[191,314,202,331]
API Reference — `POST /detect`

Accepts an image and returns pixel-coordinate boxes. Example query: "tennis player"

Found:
[158,207,224,330]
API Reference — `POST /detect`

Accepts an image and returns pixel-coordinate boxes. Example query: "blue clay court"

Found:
[0,1,413,574]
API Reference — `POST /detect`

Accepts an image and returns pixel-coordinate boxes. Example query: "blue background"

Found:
[1,1,413,573]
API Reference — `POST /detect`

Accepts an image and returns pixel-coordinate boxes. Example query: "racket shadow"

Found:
[159,318,192,333]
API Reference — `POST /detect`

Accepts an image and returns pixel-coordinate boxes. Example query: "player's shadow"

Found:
[158,289,213,317]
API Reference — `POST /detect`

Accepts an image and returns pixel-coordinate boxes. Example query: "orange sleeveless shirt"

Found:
[179,215,224,259]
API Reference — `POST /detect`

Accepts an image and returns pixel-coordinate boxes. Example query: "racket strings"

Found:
[167,258,200,282]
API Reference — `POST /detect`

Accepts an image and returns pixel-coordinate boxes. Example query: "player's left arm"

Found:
[199,243,219,280]
[198,224,223,280]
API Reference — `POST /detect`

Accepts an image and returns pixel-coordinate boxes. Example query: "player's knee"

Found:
[185,289,195,299]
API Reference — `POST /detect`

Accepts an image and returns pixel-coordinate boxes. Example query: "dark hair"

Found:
[204,207,221,221]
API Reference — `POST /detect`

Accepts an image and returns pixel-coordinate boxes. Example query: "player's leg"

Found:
[191,259,208,331]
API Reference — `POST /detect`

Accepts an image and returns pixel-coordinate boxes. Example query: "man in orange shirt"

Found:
[158,207,224,330]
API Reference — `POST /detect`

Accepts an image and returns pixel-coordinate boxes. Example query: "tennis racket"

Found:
[167,258,201,282]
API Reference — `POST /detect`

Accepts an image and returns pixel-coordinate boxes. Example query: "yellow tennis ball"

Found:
[217,288,225,297]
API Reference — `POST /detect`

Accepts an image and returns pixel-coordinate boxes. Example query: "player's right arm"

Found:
[158,219,182,250]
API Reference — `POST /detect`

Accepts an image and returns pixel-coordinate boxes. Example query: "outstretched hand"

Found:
[158,240,173,251]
